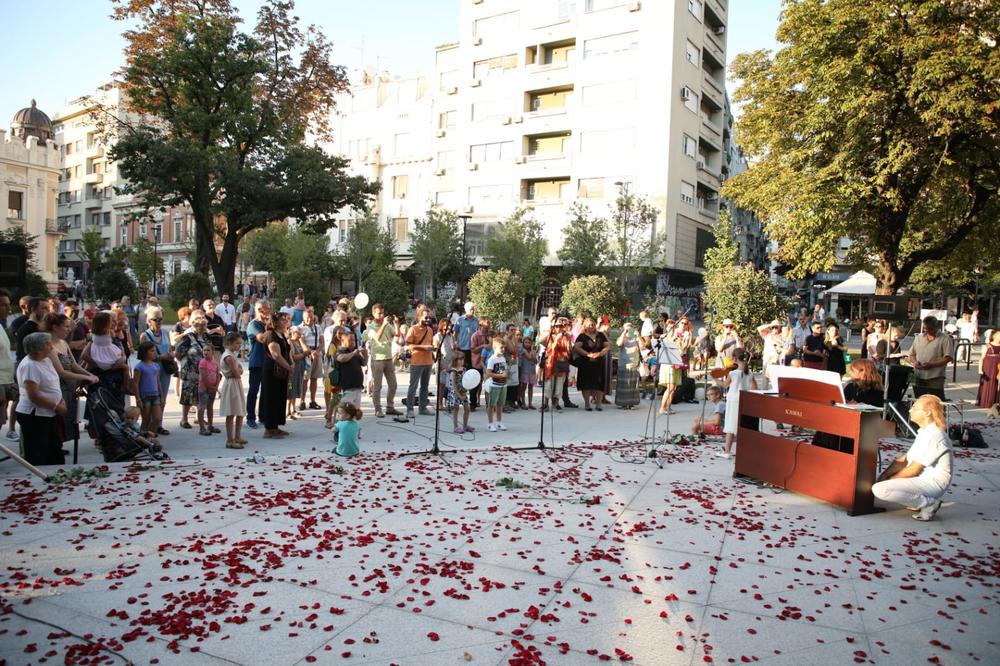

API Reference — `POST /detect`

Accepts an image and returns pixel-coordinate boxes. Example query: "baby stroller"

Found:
[85,384,169,463]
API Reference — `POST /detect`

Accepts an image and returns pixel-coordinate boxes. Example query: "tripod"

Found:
[399,340,457,461]
[507,345,582,460]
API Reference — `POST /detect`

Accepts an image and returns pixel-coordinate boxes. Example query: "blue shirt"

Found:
[247,319,266,368]
[455,315,478,351]
[335,419,360,457]
[135,361,161,397]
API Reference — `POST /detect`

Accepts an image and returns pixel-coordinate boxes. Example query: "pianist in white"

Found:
[872,395,953,521]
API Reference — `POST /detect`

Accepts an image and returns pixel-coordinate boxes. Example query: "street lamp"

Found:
[614,181,630,293]
[152,222,161,296]
[457,213,471,301]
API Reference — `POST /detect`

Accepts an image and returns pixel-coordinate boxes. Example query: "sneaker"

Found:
[497,423,507,431]
[714,452,731,459]
[385,407,401,416]
[488,423,497,432]
[309,402,322,410]
[454,426,465,434]
[375,409,385,418]
[913,499,943,521]
[564,402,579,409]
[246,420,259,430]
[5,430,18,441]
[210,426,221,434]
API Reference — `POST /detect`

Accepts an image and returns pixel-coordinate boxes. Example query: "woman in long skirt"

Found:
[260,313,293,438]
[615,322,641,409]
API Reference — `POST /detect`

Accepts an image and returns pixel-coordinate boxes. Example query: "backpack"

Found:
[948,425,987,449]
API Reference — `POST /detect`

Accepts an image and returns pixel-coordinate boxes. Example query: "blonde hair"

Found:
[911,394,946,429]
[124,406,141,420]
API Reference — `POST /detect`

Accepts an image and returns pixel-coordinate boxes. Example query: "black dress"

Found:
[576,332,608,391]
[825,335,846,376]
[260,331,290,429]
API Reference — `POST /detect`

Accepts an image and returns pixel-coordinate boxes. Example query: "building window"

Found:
[682,86,698,113]
[473,12,519,41]
[695,227,713,268]
[472,54,518,79]
[682,134,697,158]
[435,191,456,207]
[688,0,703,20]
[685,40,700,66]
[65,143,73,155]
[437,150,455,170]
[392,175,409,199]
[439,69,459,91]
[174,219,182,241]
[524,178,570,202]
[392,218,408,242]
[7,191,24,220]
[469,141,513,163]
[577,178,606,199]
[73,214,81,228]
[582,32,639,59]
[528,87,573,112]
[121,228,128,246]
[438,110,457,129]
[91,213,101,226]
[338,219,352,243]
[393,133,411,156]
[585,0,628,10]
[103,211,112,226]
[681,181,696,206]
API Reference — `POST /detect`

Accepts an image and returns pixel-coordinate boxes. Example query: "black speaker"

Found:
[0,243,27,287]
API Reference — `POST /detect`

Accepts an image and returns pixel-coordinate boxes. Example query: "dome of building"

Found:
[11,99,53,144]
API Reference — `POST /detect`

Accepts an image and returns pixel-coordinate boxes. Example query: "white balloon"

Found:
[354,292,370,309]
[461,369,481,390]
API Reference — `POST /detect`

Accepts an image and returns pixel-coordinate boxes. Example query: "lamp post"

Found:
[152,222,161,296]
[614,180,630,294]
[457,214,471,301]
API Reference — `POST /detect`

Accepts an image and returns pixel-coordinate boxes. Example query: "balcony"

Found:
[522,177,571,205]
[699,115,723,149]
[703,30,725,65]
[83,172,104,184]
[697,197,720,219]
[46,218,63,234]
[83,144,104,158]
[696,162,722,191]
[705,0,727,24]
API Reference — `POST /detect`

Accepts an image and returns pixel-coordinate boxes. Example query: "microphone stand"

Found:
[697,308,715,441]
[507,338,576,459]
[399,333,457,461]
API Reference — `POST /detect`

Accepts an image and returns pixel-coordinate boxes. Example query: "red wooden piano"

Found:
[734,378,893,516]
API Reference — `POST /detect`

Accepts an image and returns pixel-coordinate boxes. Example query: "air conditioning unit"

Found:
[707,192,719,201]
[696,159,705,169]
[470,78,482,87]
[435,129,446,138]
[434,168,446,176]
[445,86,458,95]
[462,206,474,214]
[468,163,479,171]
[472,37,483,46]
[513,115,524,124]
[501,116,513,125]
[628,1,641,11]
[680,88,691,101]
[514,156,527,164]
[715,26,726,36]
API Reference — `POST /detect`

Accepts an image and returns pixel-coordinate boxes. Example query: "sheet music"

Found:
[769,364,846,403]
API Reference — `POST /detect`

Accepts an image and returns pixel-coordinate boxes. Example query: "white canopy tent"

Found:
[823,271,877,296]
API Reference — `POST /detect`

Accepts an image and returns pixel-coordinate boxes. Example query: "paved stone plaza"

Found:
[1,367,997,665]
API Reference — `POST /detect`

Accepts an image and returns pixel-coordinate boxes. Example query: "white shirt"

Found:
[216,302,237,326]
[298,321,322,349]
[640,319,654,338]
[906,424,953,490]
[0,326,14,385]
[956,318,977,342]
[792,323,810,349]
[16,357,63,417]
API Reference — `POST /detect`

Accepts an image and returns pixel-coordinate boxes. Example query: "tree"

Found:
[167,271,212,310]
[409,208,463,299]
[363,270,410,318]
[79,229,105,271]
[725,0,1000,295]
[703,211,787,357]
[241,224,290,274]
[0,228,48,302]
[606,189,663,298]
[559,275,626,326]
[557,203,608,280]
[467,268,524,324]
[333,214,396,291]
[94,268,138,304]
[130,237,164,291]
[106,0,380,296]
[485,208,547,296]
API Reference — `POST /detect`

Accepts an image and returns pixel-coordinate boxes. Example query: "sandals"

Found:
[226,440,245,449]
[180,421,193,429]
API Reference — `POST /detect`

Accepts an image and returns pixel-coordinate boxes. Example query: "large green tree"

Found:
[485,207,547,296]
[106,0,379,295]
[468,268,524,324]
[606,189,663,297]
[409,208,463,300]
[333,215,397,291]
[725,0,1000,294]
[557,203,608,280]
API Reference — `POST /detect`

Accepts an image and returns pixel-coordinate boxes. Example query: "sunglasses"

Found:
[150,318,163,322]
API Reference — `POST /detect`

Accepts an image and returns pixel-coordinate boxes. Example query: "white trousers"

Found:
[872,477,946,509]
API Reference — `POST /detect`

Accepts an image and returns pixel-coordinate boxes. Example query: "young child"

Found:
[123,406,163,453]
[132,342,163,434]
[219,332,246,449]
[334,402,363,457]
[518,337,537,410]
[718,348,758,459]
[446,354,473,434]
[197,345,221,436]
[286,328,307,420]
[692,386,725,438]
[484,334,508,432]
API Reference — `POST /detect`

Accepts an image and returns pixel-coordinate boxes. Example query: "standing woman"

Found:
[573,317,610,411]
[824,323,847,377]
[171,306,191,398]
[717,348,757,459]
[140,306,174,434]
[175,315,210,430]
[41,314,97,444]
[261,313,293,438]
[615,321,641,409]
[434,319,455,410]
[977,329,1000,409]
[597,316,613,404]
[15,332,66,465]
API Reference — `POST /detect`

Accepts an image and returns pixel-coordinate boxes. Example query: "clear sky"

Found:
[0,0,782,123]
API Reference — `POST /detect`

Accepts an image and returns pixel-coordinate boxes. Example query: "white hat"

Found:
[722,319,734,326]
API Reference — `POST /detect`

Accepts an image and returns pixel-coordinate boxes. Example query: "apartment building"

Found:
[52,83,196,291]
[329,0,731,294]
[2,101,62,286]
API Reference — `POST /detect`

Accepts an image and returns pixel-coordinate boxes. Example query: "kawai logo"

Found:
[784,409,803,418]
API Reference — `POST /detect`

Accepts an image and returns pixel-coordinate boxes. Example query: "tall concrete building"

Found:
[51,83,198,293]
[2,100,62,287]
[329,0,730,299]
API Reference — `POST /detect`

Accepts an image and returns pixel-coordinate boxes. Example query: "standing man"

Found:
[908,316,955,399]
[405,311,436,419]
[297,307,325,411]
[245,300,271,429]
[15,297,49,363]
[454,302,479,408]
[955,309,979,363]
[792,312,811,358]
[202,299,227,351]
[812,302,825,324]
[217,293,237,333]
[362,303,399,418]
[122,296,138,340]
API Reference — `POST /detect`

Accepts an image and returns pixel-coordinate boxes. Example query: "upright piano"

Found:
[734,378,893,516]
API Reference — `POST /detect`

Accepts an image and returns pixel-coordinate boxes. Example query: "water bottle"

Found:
[253,451,265,464]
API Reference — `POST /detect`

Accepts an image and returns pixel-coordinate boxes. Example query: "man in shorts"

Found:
[297,308,325,410]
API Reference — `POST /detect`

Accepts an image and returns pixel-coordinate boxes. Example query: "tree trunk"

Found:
[212,225,239,297]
